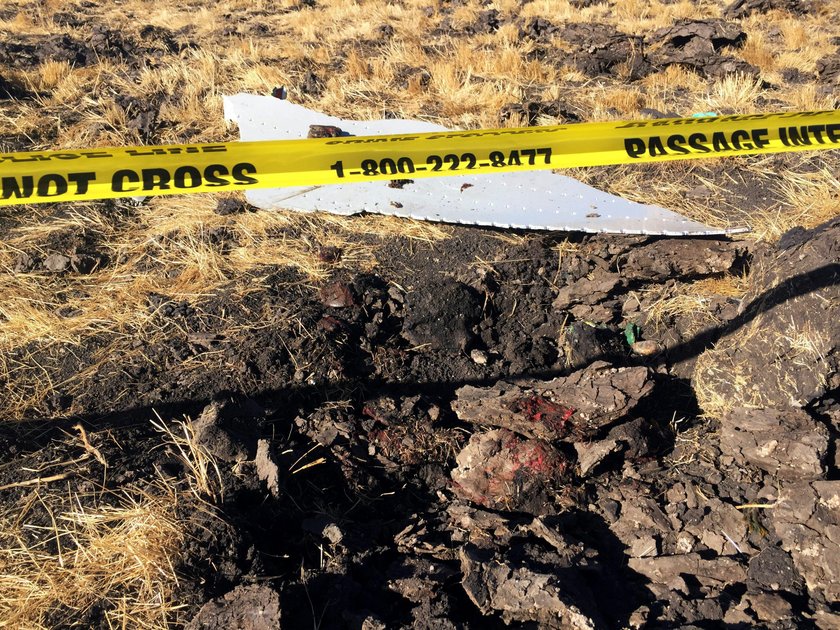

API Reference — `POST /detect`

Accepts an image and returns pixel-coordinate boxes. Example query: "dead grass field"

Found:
[0,0,838,626]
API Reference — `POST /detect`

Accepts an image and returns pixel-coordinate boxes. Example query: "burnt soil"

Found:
[2,219,839,628]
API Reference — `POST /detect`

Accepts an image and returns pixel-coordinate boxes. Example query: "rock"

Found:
[322,523,343,545]
[452,383,575,441]
[303,515,344,546]
[37,34,90,65]
[720,408,829,480]
[452,362,653,441]
[815,611,840,630]
[629,553,747,593]
[629,536,659,558]
[685,496,751,556]
[186,584,281,630]
[319,281,355,308]
[630,340,661,356]
[191,401,253,463]
[387,557,456,604]
[254,439,280,497]
[401,279,482,351]
[621,239,741,281]
[518,17,559,42]
[744,592,793,622]
[448,503,524,548]
[816,53,840,84]
[567,301,618,323]
[450,429,570,515]
[748,545,802,593]
[725,0,812,18]
[612,496,671,558]
[628,606,650,628]
[771,481,840,603]
[781,66,810,83]
[359,616,386,630]
[722,598,753,625]
[574,439,620,476]
[471,9,500,34]
[448,505,591,566]
[675,531,696,554]
[552,273,622,310]
[459,545,602,628]
[526,516,589,559]
[694,217,840,414]
[469,349,488,365]
[43,253,71,272]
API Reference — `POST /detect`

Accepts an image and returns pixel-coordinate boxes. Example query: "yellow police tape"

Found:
[1,109,838,207]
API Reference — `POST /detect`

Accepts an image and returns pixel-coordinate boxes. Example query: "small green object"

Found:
[624,322,641,345]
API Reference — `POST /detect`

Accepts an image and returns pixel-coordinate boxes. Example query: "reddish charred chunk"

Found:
[510,395,575,437]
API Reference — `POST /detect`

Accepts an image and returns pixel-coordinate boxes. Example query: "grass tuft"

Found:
[0,484,184,630]
[151,413,224,504]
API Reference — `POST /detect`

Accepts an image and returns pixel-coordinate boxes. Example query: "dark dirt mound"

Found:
[651,19,759,78]
[559,23,652,80]
[0,25,191,70]
[519,16,767,81]
[724,0,814,18]
[520,20,653,80]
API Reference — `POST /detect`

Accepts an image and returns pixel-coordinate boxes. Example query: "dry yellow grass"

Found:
[752,168,840,241]
[0,483,185,629]
[631,271,750,335]
[0,410,232,629]
[151,412,224,503]
[694,73,767,113]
